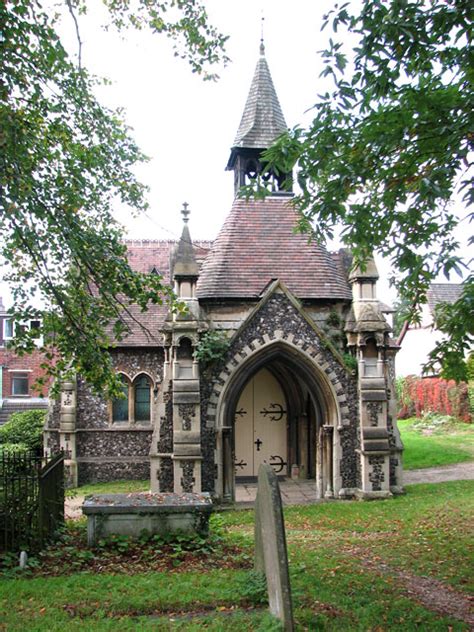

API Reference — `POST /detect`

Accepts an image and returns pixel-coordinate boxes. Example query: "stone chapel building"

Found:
[44,43,403,501]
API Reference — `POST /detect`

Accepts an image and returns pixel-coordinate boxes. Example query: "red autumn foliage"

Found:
[397,376,472,422]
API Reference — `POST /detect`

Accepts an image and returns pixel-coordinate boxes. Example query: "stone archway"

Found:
[208,336,346,502]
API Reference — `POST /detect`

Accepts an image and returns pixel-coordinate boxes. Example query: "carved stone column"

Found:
[59,378,78,487]
[322,425,334,498]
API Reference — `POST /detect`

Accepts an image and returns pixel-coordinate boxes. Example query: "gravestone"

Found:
[254,464,294,631]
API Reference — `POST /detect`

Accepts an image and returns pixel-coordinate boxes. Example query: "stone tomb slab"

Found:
[83,492,212,545]
[255,464,294,631]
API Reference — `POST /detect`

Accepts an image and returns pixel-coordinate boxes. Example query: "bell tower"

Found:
[226,39,292,196]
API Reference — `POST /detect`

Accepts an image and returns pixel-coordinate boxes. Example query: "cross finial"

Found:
[260,15,265,55]
[181,202,190,223]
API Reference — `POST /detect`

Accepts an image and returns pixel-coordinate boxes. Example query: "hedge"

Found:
[0,409,47,452]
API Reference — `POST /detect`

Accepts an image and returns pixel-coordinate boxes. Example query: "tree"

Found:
[262,0,473,380]
[1,1,227,396]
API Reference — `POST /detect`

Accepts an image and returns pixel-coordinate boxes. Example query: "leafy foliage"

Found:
[194,329,229,368]
[392,294,412,338]
[342,352,358,373]
[396,375,471,422]
[1,1,227,397]
[0,409,47,452]
[0,442,29,456]
[261,0,473,380]
[425,275,474,381]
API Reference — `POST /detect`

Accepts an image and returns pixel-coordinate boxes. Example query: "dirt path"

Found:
[346,548,474,627]
[403,461,473,484]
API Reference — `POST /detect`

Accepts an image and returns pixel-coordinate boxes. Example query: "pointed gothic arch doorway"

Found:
[214,341,341,502]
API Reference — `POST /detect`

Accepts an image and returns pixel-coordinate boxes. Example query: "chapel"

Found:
[44,42,403,501]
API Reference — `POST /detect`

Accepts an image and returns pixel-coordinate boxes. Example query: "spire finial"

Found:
[260,15,265,55]
[181,201,190,223]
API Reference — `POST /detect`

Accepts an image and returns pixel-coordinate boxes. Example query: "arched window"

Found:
[134,374,151,423]
[112,375,130,422]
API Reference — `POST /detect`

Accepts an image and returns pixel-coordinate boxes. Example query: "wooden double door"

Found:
[234,368,288,478]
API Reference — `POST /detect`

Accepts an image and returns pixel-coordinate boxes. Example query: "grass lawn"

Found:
[67,478,149,497]
[398,417,474,470]
[1,481,473,630]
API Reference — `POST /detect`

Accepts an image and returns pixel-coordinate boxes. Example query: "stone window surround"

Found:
[109,371,156,427]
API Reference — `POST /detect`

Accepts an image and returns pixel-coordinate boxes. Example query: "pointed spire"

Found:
[231,41,287,151]
[173,203,199,278]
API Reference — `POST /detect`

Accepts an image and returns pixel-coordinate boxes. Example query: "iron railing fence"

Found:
[0,451,64,553]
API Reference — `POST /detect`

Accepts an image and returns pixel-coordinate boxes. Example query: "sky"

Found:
[61,0,407,297]
[3,1,468,309]
[67,1,338,242]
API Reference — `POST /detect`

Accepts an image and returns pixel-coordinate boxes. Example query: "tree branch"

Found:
[65,0,83,69]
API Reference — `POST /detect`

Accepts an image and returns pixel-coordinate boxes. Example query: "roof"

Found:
[196,197,352,300]
[427,284,463,314]
[230,43,287,151]
[114,239,212,346]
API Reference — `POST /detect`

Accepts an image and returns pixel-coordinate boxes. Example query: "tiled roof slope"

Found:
[196,197,352,300]
[427,283,463,314]
[113,239,212,346]
[232,44,287,150]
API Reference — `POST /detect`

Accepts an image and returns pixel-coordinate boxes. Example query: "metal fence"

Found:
[0,451,65,552]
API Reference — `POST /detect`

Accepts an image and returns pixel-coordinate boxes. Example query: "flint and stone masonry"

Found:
[44,43,403,499]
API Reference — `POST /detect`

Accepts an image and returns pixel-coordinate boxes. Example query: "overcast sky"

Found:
[4,1,467,309]
[67,1,338,242]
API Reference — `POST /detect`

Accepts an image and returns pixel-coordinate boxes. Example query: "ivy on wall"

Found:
[396,376,472,423]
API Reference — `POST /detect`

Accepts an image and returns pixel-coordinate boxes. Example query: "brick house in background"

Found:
[44,43,403,500]
[0,296,50,425]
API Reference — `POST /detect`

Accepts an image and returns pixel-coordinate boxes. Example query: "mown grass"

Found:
[398,417,474,469]
[1,481,473,630]
[67,478,149,497]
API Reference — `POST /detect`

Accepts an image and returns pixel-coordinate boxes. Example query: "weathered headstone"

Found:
[254,464,294,631]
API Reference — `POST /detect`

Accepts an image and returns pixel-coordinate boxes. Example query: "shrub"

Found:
[397,376,471,422]
[0,410,46,452]
[194,330,229,369]
[0,443,29,456]
[412,412,457,432]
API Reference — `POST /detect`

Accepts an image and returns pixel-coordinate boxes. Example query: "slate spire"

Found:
[226,40,291,195]
[231,40,287,151]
